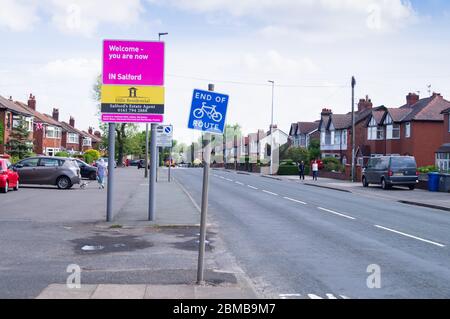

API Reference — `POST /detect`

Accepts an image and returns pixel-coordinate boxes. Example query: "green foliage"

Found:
[287,147,309,164]
[84,149,101,164]
[5,117,33,159]
[308,139,321,161]
[55,151,70,157]
[279,143,290,160]
[323,157,344,172]
[10,155,20,164]
[418,166,439,174]
[277,165,299,176]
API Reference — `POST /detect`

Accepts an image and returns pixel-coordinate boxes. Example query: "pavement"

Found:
[177,168,450,299]
[0,167,258,299]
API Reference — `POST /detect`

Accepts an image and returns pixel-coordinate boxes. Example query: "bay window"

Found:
[46,126,62,139]
[67,133,79,144]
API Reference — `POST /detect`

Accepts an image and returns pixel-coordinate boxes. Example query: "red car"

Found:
[0,159,19,193]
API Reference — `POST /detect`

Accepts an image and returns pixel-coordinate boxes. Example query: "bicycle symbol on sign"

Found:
[193,102,223,122]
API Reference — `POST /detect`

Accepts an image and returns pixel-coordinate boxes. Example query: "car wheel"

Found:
[381,178,390,190]
[408,185,416,190]
[362,177,369,187]
[56,176,72,190]
[89,172,97,180]
[14,181,19,191]
[1,181,8,193]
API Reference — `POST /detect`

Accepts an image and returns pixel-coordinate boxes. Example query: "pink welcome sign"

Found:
[102,40,164,86]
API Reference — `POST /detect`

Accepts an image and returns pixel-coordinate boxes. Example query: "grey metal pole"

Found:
[197,83,214,284]
[168,146,172,182]
[106,123,115,222]
[149,123,157,221]
[145,124,149,178]
[351,76,356,183]
[268,80,274,175]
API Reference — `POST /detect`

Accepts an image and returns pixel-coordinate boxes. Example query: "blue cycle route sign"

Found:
[188,89,229,134]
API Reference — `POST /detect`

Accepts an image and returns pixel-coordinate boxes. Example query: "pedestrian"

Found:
[312,160,319,181]
[298,160,305,180]
[97,158,108,189]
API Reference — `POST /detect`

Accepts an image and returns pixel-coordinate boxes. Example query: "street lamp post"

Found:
[268,80,275,175]
[148,32,168,221]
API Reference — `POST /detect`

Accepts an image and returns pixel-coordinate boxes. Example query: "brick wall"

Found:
[444,113,450,144]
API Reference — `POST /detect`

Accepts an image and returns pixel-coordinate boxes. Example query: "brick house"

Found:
[15,95,64,156]
[81,127,102,152]
[289,121,320,148]
[318,96,375,165]
[0,95,34,155]
[436,107,450,171]
[59,117,84,154]
[365,93,450,167]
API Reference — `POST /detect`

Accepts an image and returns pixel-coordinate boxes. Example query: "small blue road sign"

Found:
[188,89,229,134]
[164,126,171,134]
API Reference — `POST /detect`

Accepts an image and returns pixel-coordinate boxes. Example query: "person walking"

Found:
[298,161,306,180]
[97,158,108,189]
[312,160,319,181]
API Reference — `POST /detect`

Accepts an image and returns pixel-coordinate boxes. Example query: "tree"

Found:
[308,139,321,161]
[287,147,310,164]
[5,118,32,159]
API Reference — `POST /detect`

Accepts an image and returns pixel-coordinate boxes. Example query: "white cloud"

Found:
[47,0,144,36]
[242,51,318,75]
[158,0,415,35]
[40,58,100,79]
[0,0,39,31]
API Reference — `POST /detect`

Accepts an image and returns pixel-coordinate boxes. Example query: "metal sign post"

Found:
[149,123,157,221]
[106,123,116,222]
[186,84,229,284]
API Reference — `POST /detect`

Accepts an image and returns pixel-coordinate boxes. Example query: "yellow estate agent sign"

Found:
[101,85,165,114]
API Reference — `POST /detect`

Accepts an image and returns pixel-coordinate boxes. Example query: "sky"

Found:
[1,0,450,144]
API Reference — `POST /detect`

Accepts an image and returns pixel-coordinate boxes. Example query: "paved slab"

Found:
[36,284,97,299]
[91,284,147,299]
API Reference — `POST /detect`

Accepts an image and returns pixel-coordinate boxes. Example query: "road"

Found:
[173,168,450,299]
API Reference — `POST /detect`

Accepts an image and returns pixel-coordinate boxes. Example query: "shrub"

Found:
[323,157,344,172]
[418,166,439,174]
[55,151,70,157]
[84,149,101,164]
[278,165,300,176]
[287,147,309,164]
[10,155,20,164]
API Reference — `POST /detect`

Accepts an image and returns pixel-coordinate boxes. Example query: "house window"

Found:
[334,131,341,145]
[299,134,307,147]
[325,132,332,145]
[448,114,450,132]
[82,138,92,147]
[436,153,450,172]
[67,133,79,144]
[45,148,61,157]
[387,124,400,140]
[405,122,411,138]
[6,113,11,129]
[46,126,62,139]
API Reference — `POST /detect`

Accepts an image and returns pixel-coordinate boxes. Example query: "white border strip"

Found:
[374,225,445,248]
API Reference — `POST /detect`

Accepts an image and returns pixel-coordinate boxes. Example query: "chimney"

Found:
[94,131,101,138]
[358,95,373,112]
[27,94,36,110]
[52,108,59,121]
[69,116,75,127]
[321,108,332,116]
[406,93,419,106]
[432,92,442,99]
[270,124,278,130]
[88,127,93,135]
[8,96,13,101]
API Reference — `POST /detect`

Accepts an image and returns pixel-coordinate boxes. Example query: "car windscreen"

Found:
[391,157,416,169]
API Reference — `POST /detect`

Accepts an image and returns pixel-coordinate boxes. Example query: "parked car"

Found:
[14,157,81,189]
[129,159,141,166]
[137,159,150,169]
[362,156,418,190]
[75,159,98,180]
[0,159,19,193]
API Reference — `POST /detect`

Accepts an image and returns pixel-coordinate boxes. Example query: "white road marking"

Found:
[374,225,446,248]
[279,293,301,299]
[247,185,258,190]
[283,197,307,205]
[307,294,348,299]
[262,190,278,196]
[225,178,233,182]
[235,181,244,186]
[317,207,356,220]
[219,176,225,179]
